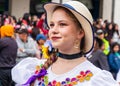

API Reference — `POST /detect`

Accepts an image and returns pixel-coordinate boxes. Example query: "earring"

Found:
[74,40,80,49]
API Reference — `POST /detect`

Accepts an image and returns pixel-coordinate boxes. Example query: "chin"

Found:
[52,42,61,49]
[52,44,59,49]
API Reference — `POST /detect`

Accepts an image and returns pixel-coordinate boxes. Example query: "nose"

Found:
[50,25,59,34]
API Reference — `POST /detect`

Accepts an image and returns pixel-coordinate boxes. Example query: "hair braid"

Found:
[42,49,58,69]
[30,49,58,86]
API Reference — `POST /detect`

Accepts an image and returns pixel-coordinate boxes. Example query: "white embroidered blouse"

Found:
[12,57,119,86]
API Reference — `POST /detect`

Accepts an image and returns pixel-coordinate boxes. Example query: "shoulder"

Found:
[91,70,119,86]
[0,37,10,41]
[28,37,34,42]
[0,38,5,42]
[109,53,115,57]
[0,37,11,45]
[85,61,119,85]
[85,61,118,85]
[12,57,46,84]
[94,50,105,56]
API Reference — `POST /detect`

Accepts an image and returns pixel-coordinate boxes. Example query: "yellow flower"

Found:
[41,45,50,59]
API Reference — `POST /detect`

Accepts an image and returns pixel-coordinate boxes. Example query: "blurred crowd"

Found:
[0,12,120,85]
[0,12,53,86]
[88,18,120,81]
[0,12,52,60]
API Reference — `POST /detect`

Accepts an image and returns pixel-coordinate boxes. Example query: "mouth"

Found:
[51,36,61,41]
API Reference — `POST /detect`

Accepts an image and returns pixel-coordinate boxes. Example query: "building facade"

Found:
[0,0,120,27]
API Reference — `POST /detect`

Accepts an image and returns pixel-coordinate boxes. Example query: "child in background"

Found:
[36,34,53,59]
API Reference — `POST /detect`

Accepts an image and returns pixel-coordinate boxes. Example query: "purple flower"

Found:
[23,68,47,85]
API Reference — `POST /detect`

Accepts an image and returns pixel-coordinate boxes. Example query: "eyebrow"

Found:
[50,20,67,23]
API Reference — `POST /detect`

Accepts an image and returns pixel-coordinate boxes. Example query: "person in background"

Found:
[36,34,53,59]
[108,42,120,79]
[31,15,39,28]
[37,13,48,36]
[96,29,110,55]
[105,23,114,44]
[22,13,31,26]
[36,34,47,50]
[88,37,110,71]
[93,18,103,32]
[0,25,18,86]
[30,27,40,41]
[10,16,17,27]
[22,13,32,33]
[16,28,38,62]
[112,23,120,44]
[12,1,119,86]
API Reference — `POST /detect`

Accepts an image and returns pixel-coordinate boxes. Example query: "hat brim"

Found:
[44,3,94,54]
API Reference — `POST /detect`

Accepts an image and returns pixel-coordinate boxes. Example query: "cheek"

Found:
[62,30,76,42]
[48,30,52,39]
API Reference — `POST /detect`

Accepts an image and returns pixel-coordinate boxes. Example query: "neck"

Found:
[57,56,86,63]
[51,57,86,75]
[58,48,80,55]
[57,51,84,60]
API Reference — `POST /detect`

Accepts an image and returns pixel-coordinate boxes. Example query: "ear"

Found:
[77,29,85,39]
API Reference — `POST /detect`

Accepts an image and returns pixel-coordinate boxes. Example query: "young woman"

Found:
[12,1,119,86]
[108,42,120,79]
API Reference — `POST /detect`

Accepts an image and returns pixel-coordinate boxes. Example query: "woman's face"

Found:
[48,8,84,52]
[109,24,113,30]
[113,45,119,52]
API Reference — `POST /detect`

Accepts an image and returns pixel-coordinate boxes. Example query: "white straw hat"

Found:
[44,1,94,54]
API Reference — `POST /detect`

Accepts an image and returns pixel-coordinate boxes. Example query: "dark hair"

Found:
[23,13,31,25]
[113,23,119,35]
[95,37,103,48]
[18,29,29,35]
[110,42,120,53]
[11,16,17,23]
[31,27,40,40]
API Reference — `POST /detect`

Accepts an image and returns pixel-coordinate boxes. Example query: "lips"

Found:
[51,36,61,41]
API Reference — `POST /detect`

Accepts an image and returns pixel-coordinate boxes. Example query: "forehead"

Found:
[51,8,71,20]
[114,45,119,47]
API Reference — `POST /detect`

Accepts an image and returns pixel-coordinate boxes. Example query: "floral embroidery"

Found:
[23,64,47,85]
[23,65,93,86]
[36,65,93,86]
[35,64,43,74]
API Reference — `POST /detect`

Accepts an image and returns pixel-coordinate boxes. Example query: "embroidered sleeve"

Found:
[12,57,46,84]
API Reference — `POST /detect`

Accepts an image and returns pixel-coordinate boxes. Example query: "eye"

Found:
[59,23,67,26]
[49,23,54,28]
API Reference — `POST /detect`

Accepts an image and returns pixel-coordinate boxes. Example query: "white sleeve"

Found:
[91,70,120,86]
[117,70,120,83]
[12,57,46,84]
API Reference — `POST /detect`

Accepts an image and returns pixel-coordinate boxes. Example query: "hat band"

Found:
[63,4,75,11]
